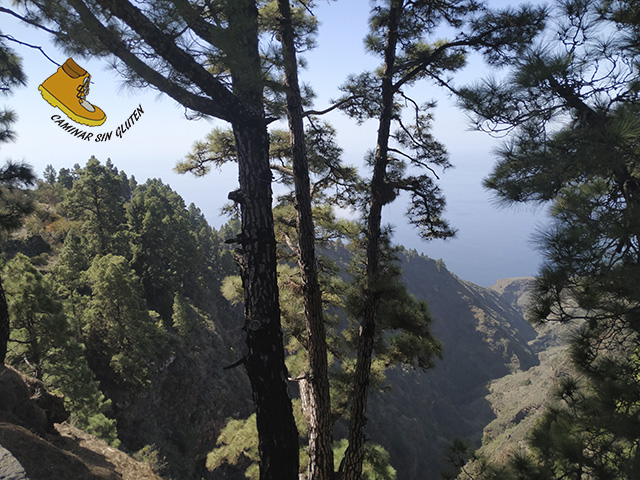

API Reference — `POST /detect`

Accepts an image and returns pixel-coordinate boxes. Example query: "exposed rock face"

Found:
[0,367,65,434]
[53,423,162,480]
[0,423,120,480]
[0,366,162,480]
[0,444,29,480]
[488,277,536,319]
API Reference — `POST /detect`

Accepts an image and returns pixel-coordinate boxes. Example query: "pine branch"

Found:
[303,94,363,117]
[169,0,229,52]
[223,355,248,370]
[270,163,294,177]
[0,34,59,66]
[393,38,471,92]
[0,7,62,37]
[95,0,236,106]
[66,0,225,119]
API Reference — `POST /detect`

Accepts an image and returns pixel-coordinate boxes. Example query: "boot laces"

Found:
[76,76,91,101]
[76,76,96,112]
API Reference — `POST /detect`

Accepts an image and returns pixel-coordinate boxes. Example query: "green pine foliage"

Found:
[83,254,168,389]
[2,157,246,464]
[51,228,91,299]
[4,253,118,445]
[127,180,197,317]
[48,340,119,446]
[0,162,36,236]
[5,253,71,380]
[62,157,129,256]
[206,414,260,478]
[0,32,26,145]
[188,79,443,476]
[344,234,443,373]
[171,293,192,338]
[208,404,397,480]
[127,179,234,319]
[213,217,441,478]
[452,0,640,478]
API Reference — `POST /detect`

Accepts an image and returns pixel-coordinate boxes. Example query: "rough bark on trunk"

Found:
[341,2,402,478]
[0,277,9,366]
[229,2,299,479]
[276,1,335,479]
[233,117,300,480]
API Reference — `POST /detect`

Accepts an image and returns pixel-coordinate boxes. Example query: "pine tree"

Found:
[127,179,197,320]
[334,1,545,476]
[83,254,168,389]
[6,1,301,472]
[178,3,542,476]
[182,119,360,479]
[50,228,91,336]
[63,157,128,256]
[43,165,57,185]
[0,32,25,144]
[57,168,75,190]
[186,203,233,296]
[274,1,333,478]
[4,254,69,379]
[4,254,119,444]
[453,0,640,477]
[0,161,35,365]
[0,35,34,366]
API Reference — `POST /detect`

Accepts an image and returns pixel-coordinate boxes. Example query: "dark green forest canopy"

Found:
[1,158,247,476]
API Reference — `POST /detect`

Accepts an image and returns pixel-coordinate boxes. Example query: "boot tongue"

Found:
[80,99,96,113]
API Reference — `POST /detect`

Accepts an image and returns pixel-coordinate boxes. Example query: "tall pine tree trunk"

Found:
[28,0,299,475]
[0,277,9,366]
[233,118,300,480]
[342,2,401,478]
[229,2,299,479]
[276,1,334,479]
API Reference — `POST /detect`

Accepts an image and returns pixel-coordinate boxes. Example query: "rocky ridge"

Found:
[0,366,161,480]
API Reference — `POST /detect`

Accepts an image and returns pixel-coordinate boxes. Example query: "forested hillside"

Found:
[0,159,567,480]
[2,159,253,479]
[3,0,640,478]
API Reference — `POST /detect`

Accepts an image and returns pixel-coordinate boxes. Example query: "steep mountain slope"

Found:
[3,233,253,480]
[469,345,572,466]
[1,165,560,479]
[3,230,546,480]
[1,166,254,480]
[364,250,542,480]
[461,279,576,473]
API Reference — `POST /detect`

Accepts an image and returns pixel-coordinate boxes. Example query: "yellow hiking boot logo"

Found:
[38,58,106,127]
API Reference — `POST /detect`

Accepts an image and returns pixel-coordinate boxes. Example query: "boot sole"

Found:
[38,85,106,127]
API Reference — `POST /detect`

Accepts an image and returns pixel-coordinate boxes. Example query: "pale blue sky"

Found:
[0,0,548,286]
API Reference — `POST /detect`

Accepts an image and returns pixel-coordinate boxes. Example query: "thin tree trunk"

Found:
[229,2,299,479]
[276,1,334,478]
[341,1,402,478]
[0,276,9,366]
